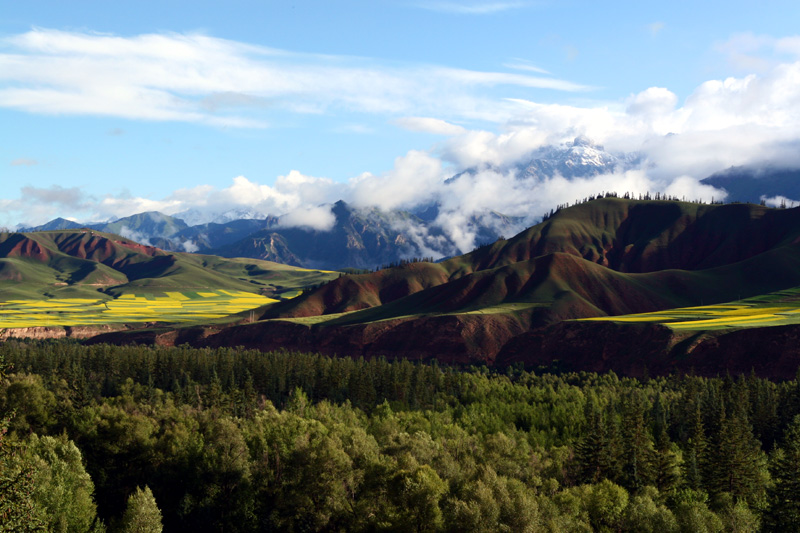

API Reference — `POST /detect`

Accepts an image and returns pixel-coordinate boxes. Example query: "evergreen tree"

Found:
[764,415,800,531]
[619,391,653,492]
[684,401,707,491]
[575,397,620,484]
[650,394,681,494]
[709,396,767,507]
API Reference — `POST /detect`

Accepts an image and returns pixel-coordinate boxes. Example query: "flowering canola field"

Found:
[580,288,800,331]
[0,290,276,328]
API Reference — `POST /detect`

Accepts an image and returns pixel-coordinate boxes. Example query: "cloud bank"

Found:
[6,29,800,255]
[0,28,588,127]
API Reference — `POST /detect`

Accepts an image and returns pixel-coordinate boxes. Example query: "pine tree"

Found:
[684,401,707,491]
[764,415,800,531]
[651,394,681,494]
[575,397,621,484]
[709,395,767,506]
[619,391,653,492]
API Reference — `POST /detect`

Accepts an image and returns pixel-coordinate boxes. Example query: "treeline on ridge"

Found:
[3,341,800,531]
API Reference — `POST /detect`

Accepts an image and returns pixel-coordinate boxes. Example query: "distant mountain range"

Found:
[15,138,635,269]
[18,138,800,271]
[21,200,521,271]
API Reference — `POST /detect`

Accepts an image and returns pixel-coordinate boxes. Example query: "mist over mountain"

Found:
[23,200,519,270]
[701,166,800,205]
[174,207,274,226]
[17,136,800,270]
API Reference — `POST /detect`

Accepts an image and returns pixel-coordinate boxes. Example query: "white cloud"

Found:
[394,117,467,135]
[0,28,589,126]
[180,240,199,253]
[350,150,444,210]
[625,87,677,117]
[439,126,552,169]
[99,195,182,219]
[8,33,800,257]
[118,226,152,246]
[11,158,37,166]
[459,55,800,179]
[762,195,800,208]
[277,205,336,231]
[166,172,340,218]
[715,32,800,73]
[20,185,86,207]
[503,60,551,75]
[664,175,727,202]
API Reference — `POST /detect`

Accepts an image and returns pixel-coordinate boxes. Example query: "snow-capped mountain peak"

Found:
[518,137,638,179]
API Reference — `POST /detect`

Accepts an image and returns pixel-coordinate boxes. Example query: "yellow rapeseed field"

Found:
[0,290,277,328]
[579,296,800,331]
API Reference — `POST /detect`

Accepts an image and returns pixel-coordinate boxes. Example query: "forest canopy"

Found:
[1,341,799,531]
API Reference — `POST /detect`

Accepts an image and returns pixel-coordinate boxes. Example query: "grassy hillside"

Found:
[267,199,800,321]
[581,285,800,331]
[0,229,337,303]
[49,198,800,374]
[213,199,800,367]
[272,244,800,330]
[462,197,800,272]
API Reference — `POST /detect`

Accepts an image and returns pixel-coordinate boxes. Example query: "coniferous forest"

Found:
[3,341,800,531]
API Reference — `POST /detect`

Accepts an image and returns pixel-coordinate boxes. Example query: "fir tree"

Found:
[764,415,800,531]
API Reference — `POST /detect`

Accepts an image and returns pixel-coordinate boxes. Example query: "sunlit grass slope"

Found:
[0,229,338,327]
[267,199,800,321]
[580,287,800,331]
[0,229,336,297]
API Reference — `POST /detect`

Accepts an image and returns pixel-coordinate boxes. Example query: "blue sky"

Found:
[3,0,800,228]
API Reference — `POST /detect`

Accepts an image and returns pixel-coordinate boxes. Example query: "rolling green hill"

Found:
[13,199,800,376]
[183,198,800,370]
[0,229,337,301]
[265,198,800,320]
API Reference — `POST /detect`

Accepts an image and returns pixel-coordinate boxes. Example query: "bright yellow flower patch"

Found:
[0,290,277,328]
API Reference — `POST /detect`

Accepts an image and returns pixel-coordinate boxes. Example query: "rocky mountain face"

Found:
[24,201,518,270]
[23,211,188,245]
[21,217,84,231]
[212,201,442,270]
